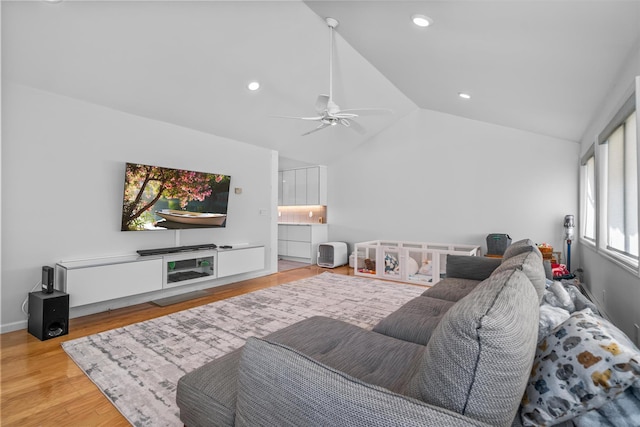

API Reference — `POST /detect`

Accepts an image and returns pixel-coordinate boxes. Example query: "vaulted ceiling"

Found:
[3,1,640,165]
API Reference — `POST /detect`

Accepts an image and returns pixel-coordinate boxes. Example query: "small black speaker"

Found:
[28,290,69,341]
[42,266,54,293]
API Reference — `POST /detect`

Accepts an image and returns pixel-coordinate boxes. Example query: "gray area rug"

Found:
[62,272,425,426]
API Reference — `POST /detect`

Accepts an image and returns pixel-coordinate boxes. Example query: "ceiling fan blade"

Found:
[315,95,330,113]
[343,118,366,135]
[326,99,341,115]
[271,115,324,121]
[301,122,332,136]
[332,112,359,119]
[276,18,391,137]
[338,108,394,116]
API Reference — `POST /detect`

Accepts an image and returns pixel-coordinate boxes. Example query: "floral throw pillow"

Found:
[521,309,640,426]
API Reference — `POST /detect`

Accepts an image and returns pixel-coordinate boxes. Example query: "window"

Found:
[581,147,596,242]
[599,94,637,261]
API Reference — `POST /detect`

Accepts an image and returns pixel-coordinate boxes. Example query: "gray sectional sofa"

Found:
[177,238,551,426]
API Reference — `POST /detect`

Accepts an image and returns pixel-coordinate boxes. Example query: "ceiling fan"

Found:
[276,17,392,136]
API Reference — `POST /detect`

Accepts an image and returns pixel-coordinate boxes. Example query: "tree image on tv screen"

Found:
[121,164,230,231]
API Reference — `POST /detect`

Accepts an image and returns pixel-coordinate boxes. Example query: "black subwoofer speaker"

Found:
[28,290,69,341]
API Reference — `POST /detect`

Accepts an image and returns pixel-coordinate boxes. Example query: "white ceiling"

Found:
[3,1,640,165]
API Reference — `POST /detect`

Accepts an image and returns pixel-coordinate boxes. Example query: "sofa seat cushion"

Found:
[373,296,456,345]
[177,348,242,427]
[493,250,546,302]
[177,316,425,426]
[266,316,425,394]
[446,255,502,281]
[410,269,540,427]
[421,277,482,302]
[235,337,489,427]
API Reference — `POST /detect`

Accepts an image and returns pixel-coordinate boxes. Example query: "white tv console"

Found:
[55,245,265,308]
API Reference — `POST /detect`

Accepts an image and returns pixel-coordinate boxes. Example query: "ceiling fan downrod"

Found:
[326,18,338,104]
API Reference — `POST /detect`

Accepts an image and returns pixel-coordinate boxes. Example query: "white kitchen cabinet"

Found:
[306,167,320,205]
[282,169,296,205]
[278,171,283,205]
[278,166,327,206]
[277,224,328,263]
[295,169,307,205]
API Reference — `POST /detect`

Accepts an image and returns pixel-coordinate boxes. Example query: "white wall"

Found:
[327,108,579,262]
[577,43,640,345]
[1,83,278,332]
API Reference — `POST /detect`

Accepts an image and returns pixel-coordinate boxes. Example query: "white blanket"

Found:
[537,280,640,427]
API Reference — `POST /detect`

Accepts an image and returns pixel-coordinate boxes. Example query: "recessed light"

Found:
[458,92,471,99]
[412,14,433,28]
[247,81,260,91]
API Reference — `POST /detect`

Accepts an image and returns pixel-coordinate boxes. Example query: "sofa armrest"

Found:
[235,337,490,427]
[446,255,501,281]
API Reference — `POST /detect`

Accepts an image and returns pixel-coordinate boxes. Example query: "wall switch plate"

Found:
[259,209,268,216]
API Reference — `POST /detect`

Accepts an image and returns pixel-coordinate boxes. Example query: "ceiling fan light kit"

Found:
[412,14,433,27]
[274,17,392,136]
[326,17,339,29]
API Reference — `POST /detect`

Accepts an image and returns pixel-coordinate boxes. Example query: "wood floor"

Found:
[0,265,351,426]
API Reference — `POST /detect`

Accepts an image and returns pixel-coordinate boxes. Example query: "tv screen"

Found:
[121,163,231,231]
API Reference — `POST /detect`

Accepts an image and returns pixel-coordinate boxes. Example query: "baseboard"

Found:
[1,319,28,334]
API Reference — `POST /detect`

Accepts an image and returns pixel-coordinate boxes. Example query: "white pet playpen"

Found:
[354,240,481,285]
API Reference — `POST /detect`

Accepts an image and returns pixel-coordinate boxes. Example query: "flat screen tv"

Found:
[121,162,231,231]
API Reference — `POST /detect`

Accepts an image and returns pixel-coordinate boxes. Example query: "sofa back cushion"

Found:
[372,296,455,345]
[493,250,546,302]
[446,255,502,281]
[502,238,542,260]
[409,269,540,427]
[421,277,483,302]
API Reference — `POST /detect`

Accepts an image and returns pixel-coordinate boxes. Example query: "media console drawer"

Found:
[217,246,265,278]
[58,258,163,307]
